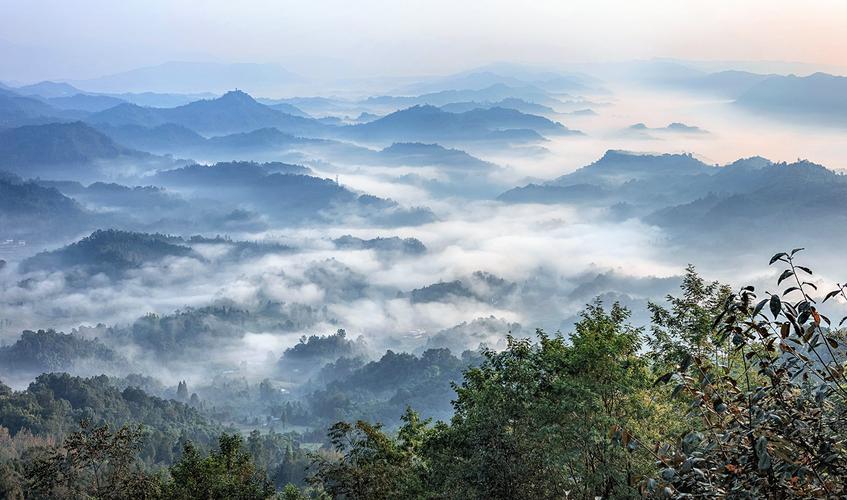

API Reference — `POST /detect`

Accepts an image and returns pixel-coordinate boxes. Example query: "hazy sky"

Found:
[1,0,846,82]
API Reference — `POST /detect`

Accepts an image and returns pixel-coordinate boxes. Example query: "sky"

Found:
[1,0,847,82]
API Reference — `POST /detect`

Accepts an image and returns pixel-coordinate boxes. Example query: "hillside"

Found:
[0,329,123,379]
[0,88,82,127]
[333,235,427,254]
[547,150,713,187]
[94,122,206,151]
[0,121,187,181]
[0,373,219,465]
[0,122,133,165]
[22,229,197,276]
[0,171,94,241]
[152,161,435,225]
[645,160,847,238]
[378,142,494,169]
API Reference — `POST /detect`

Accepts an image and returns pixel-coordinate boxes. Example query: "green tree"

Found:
[647,250,847,497]
[0,461,24,500]
[647,264,731,369]
[425,302,673,499]
[280,482,306,500]
[166,432,275,500]
[310,302,679,499]
[309,407,430,499]
[24,420,161,499]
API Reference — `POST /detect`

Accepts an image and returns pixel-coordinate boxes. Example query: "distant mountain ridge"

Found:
[659,69,847,125]
[363,83,566,109]
[734,72,847,124]
[548,150,712,187]
[14,81,84,98]
[392,64,596,95]
[87,90,328,136]
[498,150,847,244]
[440,98,560,116]
[70,61,302,94]
[342,104,579,143]
[378,142,495,169]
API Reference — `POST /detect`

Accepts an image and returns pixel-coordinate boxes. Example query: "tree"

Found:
[308,407,430,499]
[177,380,189,401]
[24,420,162,499]
[310,302,680,499]
[280,483,306,500]
[646,250,847,497]
[0,461,24,500]
[647,264,731,369]
[166,432,275,500]
[425,302,676,499]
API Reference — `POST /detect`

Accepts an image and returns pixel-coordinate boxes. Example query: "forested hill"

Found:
[22,229,196,276]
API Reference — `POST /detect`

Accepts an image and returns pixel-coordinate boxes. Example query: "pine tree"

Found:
[176,381,188,401]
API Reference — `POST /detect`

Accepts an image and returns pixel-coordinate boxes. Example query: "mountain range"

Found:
[656,68,847,125]
[11,80,219,107]
[733,72,847,124]
[342,104,579,143]
[68,61,303,94]
[363,83,567,110]
[151,161,436,226]
[498,150,847,245]
[87,90,327,136]
[439,98,561,116]
[391,64,597,94]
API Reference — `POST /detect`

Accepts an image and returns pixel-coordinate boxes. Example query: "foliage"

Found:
[102,301,322,360]
[309,302,679,499]
[308,408,430,499]
[0,373,219,466]
[280,330,364,371]
[166,433,276,500]
[425,302,675,499]
[5,248,847,498]
[22,229,195,276]
[647,249,847,497]
[647,265,732,370]
[25,420,162,499]
[0,329,122,377]
[307,348,474,426]
[3,420,286,499]
[245,429,312,489]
